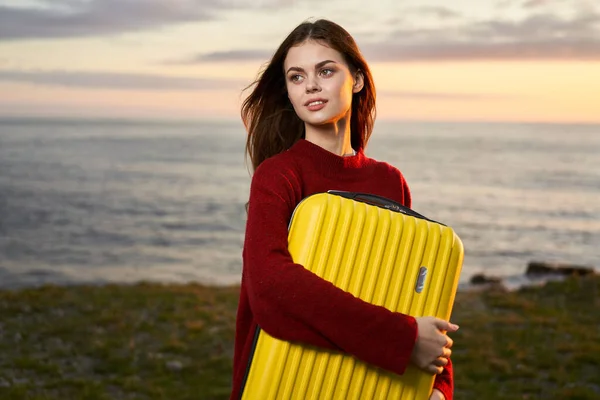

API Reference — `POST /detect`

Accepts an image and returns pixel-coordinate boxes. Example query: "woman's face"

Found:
[283,40,363,127]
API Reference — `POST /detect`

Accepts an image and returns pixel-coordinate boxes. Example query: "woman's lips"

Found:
[305,99,328,111]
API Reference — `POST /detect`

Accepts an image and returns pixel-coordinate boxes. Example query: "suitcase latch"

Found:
[415,266,428,293]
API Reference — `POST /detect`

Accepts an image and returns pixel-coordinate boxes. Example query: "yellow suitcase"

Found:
[240,191,464,400]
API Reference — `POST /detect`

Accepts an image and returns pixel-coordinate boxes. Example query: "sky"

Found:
[0,0,599,123]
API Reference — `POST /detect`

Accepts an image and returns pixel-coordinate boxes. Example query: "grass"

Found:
[451,276,600,399]
[0,283,238,400]
[0,275,598,399]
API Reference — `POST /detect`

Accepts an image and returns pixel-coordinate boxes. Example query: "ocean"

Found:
[1,118,599,290]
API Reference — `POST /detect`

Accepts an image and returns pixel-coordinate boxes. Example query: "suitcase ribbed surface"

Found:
[242,193,464,400]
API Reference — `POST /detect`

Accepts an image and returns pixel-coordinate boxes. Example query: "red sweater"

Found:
[231,139,453,399]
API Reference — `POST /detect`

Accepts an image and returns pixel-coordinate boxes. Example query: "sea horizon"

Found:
[2,114,600,128]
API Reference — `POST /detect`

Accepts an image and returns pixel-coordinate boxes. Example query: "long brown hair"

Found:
[241,19,377,172]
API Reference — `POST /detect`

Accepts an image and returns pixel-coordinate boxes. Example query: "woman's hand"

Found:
[429,388,445,400]
[410,316,458,374]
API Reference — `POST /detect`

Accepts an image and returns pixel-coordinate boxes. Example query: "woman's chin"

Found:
[301,113,342,127]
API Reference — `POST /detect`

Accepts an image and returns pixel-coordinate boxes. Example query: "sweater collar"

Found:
[290,139,370,172]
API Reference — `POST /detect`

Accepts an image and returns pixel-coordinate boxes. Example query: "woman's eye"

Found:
[320,68,333,77]
[290,74,303,83]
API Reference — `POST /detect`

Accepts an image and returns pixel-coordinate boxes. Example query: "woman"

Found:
[231,19,458,400]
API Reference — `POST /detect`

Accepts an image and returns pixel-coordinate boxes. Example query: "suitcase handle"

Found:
[327,190,441,224]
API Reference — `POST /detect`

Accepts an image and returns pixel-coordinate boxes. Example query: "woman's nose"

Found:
[305,76,321,93]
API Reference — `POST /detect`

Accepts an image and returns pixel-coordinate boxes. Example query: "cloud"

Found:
[498,0,597,12]
[364,40,600,62]
[496,0,549,9]
[0,69,246,91]
[495,0,514,9]
[0,0,294,40]
[365,11,600,61]
[0,1,208,40]
[522,0,550,8]
[465,12,597,40]
[404,6,461,20]
[167,49,274,64]
[176,9,600,63]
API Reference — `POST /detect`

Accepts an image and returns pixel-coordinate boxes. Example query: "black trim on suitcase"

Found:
[238,326,261,399]
[327,190,445,226]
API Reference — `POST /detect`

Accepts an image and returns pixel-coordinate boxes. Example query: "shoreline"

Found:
[1,268,595,294]
[0,275,555,293]
[0,275,589,294]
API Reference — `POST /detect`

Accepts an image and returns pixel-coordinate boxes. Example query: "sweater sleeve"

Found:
[398,170,412,209]
[243,162,418,376]
[433,357,453,399]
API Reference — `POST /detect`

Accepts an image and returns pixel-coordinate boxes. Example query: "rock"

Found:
[470,273,502,285]
[166,360,183,371]
[468,274,506,292]
[526,261,596,277]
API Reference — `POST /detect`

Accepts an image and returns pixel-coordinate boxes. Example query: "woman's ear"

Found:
[352,70,365,93]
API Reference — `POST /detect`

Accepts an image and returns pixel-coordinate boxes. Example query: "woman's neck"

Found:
[304,116,354,157]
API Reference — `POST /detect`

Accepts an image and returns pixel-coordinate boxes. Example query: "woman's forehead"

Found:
[284,40,346,69]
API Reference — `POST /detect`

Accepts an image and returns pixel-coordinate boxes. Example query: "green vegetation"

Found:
[451,276,599,399]
[1,276,598,399]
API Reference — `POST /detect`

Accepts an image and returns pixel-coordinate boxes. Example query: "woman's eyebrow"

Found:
[286,60,337,74]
